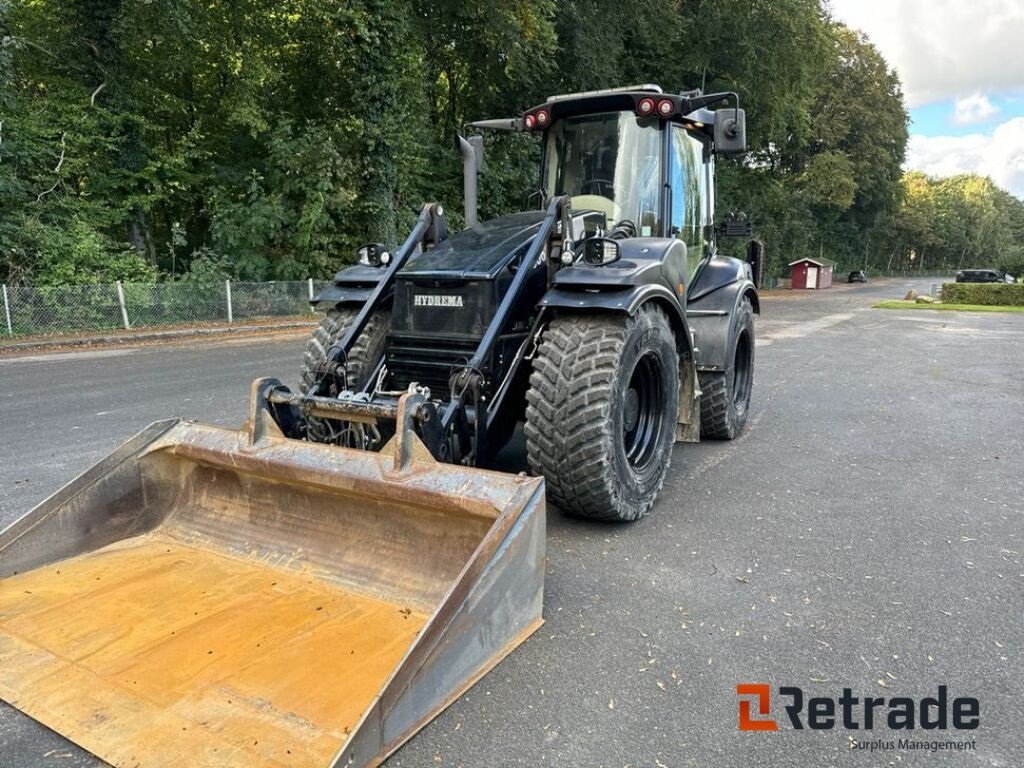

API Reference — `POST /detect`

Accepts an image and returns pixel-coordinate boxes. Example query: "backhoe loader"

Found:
[0,85,757,767]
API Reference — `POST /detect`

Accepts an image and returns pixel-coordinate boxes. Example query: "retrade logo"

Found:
[736,684,979,732]
[737,684,778,731]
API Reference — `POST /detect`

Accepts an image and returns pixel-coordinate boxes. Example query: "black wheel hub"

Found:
[622,352,665,471]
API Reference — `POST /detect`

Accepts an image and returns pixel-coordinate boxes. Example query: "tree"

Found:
[1,0,1019,288]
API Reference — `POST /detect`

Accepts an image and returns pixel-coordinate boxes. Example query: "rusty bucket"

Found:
[0,380,545,767]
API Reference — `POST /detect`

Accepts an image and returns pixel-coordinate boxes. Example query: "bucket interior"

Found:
[0,433,504,768]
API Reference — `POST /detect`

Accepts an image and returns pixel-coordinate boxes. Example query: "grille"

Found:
[385,334,482,398]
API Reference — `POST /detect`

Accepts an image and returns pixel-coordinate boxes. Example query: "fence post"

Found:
[2,284,12,337]
[225,279,233,323]
[115,281,130,329]
[308,278,315,313]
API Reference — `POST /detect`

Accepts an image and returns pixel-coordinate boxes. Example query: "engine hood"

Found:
[401,211,545,278]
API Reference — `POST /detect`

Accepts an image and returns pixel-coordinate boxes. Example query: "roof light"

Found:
[637,97,655,115]
[536,109,549,126]
[657,99,674,116]
[524,113,536,130]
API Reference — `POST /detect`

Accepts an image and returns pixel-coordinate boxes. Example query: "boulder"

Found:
[904,289,918,300]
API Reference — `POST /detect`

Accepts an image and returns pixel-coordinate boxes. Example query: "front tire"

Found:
[299,304,391,446]
[525,305,679,522]
[299,306,390,395]
[698,297,754,439]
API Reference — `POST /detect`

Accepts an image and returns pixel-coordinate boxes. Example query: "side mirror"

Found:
[714,108,746,154]
[718,212,752,238]
[357,243,391,267]
[582,237,621,266]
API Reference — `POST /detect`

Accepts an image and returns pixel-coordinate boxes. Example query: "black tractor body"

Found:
[275,84,760,520]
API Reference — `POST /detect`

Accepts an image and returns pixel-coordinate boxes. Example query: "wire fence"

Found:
[2,280,332,338]
[1,269,963,338]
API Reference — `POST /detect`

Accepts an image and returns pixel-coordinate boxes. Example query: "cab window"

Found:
[669,126,708,279]
[544,112,663,236]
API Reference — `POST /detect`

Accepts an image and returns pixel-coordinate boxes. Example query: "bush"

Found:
[940,282,1024,306]
[10,218,159,286]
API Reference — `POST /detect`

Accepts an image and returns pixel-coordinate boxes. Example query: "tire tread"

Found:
[525,306,675,522]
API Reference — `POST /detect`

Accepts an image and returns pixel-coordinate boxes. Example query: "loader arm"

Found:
[311,203,447,399]
[437,195,572,462]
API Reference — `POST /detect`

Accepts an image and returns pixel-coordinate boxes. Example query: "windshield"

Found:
[543,112,663,236]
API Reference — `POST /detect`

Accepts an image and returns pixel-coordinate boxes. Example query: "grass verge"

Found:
[873,300,1024,314]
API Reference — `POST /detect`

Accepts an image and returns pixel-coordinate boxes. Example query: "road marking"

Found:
[759,313,854,342]
[891,314,949,323]
[930,326,1024,336]
[0,349,136,364]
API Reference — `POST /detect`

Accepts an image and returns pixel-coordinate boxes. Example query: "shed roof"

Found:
[788,257,837,268]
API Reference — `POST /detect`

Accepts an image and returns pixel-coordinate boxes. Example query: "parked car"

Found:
[955,269,1015,283]
[847,270,867,283]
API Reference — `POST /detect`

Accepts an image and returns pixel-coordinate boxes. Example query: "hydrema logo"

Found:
[736,684,778,731]
[414,294,464,308]
[736,684,979,732]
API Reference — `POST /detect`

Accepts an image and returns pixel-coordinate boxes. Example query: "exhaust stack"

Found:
[458,134,484,228]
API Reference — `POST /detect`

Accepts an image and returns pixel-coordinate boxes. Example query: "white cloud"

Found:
[906,118,1024,197]
[952,94,1000,125]
[828,0,1024,107]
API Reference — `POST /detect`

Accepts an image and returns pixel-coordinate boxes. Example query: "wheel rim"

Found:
[622,352,665,471]
[732,329,753,416]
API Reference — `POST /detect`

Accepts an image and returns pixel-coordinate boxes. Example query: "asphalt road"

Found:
[1,278,1021,767]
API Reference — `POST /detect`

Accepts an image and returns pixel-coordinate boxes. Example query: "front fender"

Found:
[311,264,387,308]
[538,283,692,358]
[689,255,760,311]
[310,284,375,308]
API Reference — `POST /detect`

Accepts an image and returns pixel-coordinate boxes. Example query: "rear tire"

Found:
[525,305,679,522]
[698,297,754,439]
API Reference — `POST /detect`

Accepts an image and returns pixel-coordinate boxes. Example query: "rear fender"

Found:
[686,256,758,372]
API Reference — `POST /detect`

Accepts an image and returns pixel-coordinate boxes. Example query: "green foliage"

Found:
[895,173,1024,273]
[181,248,235,282]
[0,0,1019,288]
[14,218,159,286]
[940,282,1024,307]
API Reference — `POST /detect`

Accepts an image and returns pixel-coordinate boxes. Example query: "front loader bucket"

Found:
[0,379,545,768]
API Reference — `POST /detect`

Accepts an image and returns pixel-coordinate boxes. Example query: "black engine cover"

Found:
[391,278,504,340]
[385,211,547,398]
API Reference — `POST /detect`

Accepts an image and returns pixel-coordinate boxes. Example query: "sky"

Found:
[828,0,1024,198]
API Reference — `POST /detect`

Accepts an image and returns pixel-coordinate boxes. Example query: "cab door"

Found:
[667,125,710,282]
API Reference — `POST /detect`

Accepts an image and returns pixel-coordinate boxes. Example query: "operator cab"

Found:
[516,84,745,281]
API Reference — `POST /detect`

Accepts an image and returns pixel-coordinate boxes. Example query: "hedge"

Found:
[939,282,1024,306]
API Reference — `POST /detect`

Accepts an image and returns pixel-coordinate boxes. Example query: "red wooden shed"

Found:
[789,258,835,289]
